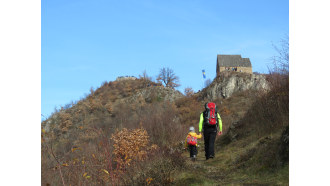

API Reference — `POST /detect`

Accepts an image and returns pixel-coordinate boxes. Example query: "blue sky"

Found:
[42,0,289,119]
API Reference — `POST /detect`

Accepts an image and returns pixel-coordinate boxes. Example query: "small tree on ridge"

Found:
[156,67,180,88]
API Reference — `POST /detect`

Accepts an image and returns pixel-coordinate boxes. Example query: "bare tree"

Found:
[139,70,153,87]
[184,87,194,97]
[270,35,289,75]
[156,67,180,88]
[139,69,152,81]
[268,35,289,89]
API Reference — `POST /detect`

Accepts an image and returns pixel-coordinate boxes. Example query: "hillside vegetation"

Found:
[41,71,288,185]
[176,73,289,185]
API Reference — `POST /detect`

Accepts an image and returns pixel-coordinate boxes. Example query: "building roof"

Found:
[217,55,252,67]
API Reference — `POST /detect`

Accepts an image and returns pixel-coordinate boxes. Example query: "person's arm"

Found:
[196,133,202,139]
[198,113,204,133]
[217,113,223,135]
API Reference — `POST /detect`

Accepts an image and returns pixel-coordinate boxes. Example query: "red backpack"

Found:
[187,135,197,145]
[205,102,217,125]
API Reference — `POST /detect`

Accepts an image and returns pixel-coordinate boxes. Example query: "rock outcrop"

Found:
[127,86,184,104]
[201,72,269,100]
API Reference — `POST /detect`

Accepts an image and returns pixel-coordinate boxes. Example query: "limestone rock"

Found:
[202,72,270,100]
[126,86,184,104]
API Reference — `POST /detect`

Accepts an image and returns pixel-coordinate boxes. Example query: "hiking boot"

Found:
[209,155,214,159]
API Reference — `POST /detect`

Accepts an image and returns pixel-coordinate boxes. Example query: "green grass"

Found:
[174,130,288,186]
[174,172,218,186]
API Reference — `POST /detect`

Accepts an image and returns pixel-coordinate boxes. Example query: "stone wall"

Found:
[116,76,137,81]
[218,67,252,75]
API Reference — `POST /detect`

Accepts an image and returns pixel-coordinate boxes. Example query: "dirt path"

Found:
[174,133,289,185]
[174,146,226,185]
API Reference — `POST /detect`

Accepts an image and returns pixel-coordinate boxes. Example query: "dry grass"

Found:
[42,69,289,185]
[41,78,187,185]
[42,124,184,185]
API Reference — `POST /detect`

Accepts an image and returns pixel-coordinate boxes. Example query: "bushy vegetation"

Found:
[42,78,187,185]
[42,124,185,185]
[210,39,289,183]
[246,74,289,136]
[42,57,289,185]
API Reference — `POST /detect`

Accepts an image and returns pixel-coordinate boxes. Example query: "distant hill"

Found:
[42,78,183,132]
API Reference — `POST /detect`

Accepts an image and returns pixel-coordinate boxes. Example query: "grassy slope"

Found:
[174,130,288,185]
[174,76,289,185]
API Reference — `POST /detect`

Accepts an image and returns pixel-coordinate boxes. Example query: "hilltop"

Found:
[41,71,288,185]
[42,78,182,133]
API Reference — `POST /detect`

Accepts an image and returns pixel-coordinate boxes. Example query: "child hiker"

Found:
[185,126,202,161]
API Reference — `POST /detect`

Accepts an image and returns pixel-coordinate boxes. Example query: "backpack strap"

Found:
[215,111,219,131]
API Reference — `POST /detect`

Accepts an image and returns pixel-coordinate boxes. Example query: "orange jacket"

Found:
[185,132,202,147]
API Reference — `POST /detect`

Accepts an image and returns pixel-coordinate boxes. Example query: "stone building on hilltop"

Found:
[216,54,252,76]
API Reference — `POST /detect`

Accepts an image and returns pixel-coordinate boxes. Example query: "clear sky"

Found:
[41,0,289,119]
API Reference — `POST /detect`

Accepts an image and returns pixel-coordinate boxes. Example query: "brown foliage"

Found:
[42,126,161,185]
[42,77,190,185]
[121,147,185,185]
[111,128,154,168]
[43,67,290,185]
[58,112,73,132]
[226,73,289,140]
[136,102,186,147]
[184,87,194,97]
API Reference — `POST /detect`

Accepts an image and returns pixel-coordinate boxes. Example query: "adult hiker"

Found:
[198,102,223,160]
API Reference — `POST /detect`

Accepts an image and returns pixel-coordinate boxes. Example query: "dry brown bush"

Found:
[111,128,153,169]
[184,87,194,97]
[175,96,203,128]
[228,73,289,140]
[42,126,162,185]
[42,79,189,185]
[135,102,186,147]
[58,112,73,132]
[121,147,185,185]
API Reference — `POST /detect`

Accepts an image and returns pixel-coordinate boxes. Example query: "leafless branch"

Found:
[156,67,180,88]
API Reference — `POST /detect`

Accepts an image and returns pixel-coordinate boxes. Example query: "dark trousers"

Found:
[203,126,217,159]
[189,145,197,157]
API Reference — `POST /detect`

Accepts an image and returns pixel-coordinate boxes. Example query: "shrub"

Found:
[111,128,151,169]
[121,147,185,185]
[136,102,186,147]
[184,87,194,97]
[42,125,169,186]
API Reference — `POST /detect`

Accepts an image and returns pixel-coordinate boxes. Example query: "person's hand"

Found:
[217,131,222,136]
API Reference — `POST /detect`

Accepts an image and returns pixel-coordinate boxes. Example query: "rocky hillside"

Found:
[199,71,269,100]
[175,72,289,185]
[41,72,288,185]
[125,86,184,104]
[42,78,183,133]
